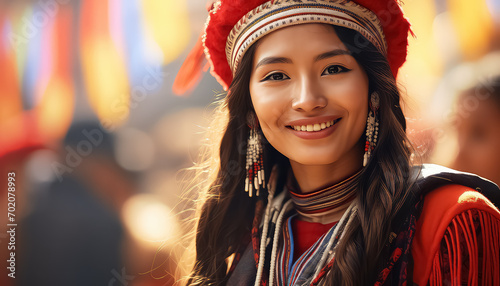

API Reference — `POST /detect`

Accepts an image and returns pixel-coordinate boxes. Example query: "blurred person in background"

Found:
[18,121,131,286]
[0,146,43,286]
[453,75,500,187]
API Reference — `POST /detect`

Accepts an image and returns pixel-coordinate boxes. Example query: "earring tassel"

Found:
[363,92,380,167]
[246,128,265,197]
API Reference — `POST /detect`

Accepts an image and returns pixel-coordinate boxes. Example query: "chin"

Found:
[278,142,364,167]
[287,152,343,166]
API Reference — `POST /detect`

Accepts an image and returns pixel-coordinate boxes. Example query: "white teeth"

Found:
[291,120,337,132]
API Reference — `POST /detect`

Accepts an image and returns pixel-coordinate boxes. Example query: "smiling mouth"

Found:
[288,118,342,132]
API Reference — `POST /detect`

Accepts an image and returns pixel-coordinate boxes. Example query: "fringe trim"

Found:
[429,209,500,285]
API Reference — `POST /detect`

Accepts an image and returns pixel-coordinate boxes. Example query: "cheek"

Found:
[250,86,288,129]
[332,80,369,126]
[330,71,368,101]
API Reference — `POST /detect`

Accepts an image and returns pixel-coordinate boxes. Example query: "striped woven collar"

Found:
[288,169,362,217]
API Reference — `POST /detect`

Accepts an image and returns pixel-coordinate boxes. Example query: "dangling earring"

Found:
[363,92,380,167]
[245,113,265,197]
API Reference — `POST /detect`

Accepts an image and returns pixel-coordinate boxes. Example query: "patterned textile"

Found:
[374,198,419,285]
[226,0,387,76]
[288,170,361,215]
[226,164,500,285]
[275,214,337,285]
[291,219,337,261]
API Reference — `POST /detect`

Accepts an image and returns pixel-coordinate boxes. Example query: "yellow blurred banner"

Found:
[447,0,494,60]
[80,0,130,129]
[141,0,190,65]
[37,7,74,142]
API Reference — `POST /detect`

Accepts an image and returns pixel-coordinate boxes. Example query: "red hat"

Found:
[173,0,412,94]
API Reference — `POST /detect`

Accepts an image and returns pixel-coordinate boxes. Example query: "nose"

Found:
[291,76,327,112]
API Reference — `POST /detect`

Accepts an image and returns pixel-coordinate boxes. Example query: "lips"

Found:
[289,118,342,132]
[286,116,342,139]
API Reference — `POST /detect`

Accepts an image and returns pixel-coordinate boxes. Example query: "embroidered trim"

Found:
[226,0,387,74]
[288,169,361,215]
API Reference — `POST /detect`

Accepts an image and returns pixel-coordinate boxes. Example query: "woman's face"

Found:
[249,24,369,168]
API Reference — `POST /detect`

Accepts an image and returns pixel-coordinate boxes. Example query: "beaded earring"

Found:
[363,92,380,167]
[245,113,265,197]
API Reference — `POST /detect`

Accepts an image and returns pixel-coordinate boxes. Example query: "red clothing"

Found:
[230,167,500,286]
[291,218,337,261]
[291,184,500,285]
[412,184,500,285]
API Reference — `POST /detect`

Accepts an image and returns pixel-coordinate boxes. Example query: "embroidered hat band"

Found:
[172,0,411,94]
[226,0,387,76]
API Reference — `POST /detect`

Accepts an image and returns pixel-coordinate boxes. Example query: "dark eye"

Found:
[262,72,290,82]
[322,65,350,75]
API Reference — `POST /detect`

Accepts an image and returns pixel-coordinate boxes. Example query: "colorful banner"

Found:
[80,0,130,129]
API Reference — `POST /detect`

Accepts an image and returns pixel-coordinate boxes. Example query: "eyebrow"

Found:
[254,57,292,70]
[314,49,351,61]
[254,49,352,70]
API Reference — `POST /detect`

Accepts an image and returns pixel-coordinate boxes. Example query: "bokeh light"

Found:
[122,194,180,244]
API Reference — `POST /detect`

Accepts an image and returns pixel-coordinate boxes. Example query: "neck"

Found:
[288,168,362,224]
[297,203,352,224]
[289,157,363,194]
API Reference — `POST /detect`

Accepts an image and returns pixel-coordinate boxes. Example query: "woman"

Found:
[174,0,500,285]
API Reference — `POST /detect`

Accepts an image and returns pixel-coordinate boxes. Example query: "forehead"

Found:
[252,24,347,59]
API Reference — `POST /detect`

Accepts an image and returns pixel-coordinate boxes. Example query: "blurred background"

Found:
[0,0,499,285]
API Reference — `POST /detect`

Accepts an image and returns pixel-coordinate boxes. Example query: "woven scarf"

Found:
[276,214,338,285]
[288,170,362,215]
[267,169,361,286]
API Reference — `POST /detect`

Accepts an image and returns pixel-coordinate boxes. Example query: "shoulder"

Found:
[412,164,500,207]
[412,183,500,285]
[416,183,499,224]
